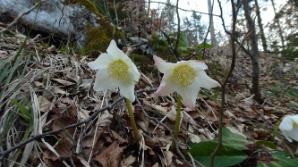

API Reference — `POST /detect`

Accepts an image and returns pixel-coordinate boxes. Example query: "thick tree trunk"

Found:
[242,0,263,103]
[254,0,268,52]
[207,0,217,46]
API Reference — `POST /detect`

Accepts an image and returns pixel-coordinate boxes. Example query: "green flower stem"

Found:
[125,98,141,141]
[173,95,182,147]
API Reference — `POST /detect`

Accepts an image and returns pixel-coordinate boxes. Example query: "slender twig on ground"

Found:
[209,0,238,166]
[87,91,106,163]
[0,88,156,160]
[0,97,123,159]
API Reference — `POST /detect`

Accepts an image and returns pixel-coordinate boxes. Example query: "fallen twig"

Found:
[0,88,156,160]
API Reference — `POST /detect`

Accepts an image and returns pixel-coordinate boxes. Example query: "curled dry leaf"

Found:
[95,142,125,167]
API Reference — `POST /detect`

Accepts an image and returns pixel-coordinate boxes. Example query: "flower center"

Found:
[293,121,298,129]
[108,59,130,82]
[170,64,196,87]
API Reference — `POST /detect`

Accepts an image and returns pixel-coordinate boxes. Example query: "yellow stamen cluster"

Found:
[293,120,298,128]
[108,59,130,82]
[170,64,196,87]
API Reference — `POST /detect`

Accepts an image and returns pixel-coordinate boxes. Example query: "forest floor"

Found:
[0,29,297,167]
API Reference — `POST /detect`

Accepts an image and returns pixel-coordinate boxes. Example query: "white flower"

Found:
[88,40,140,101]
[279,114,298,142]
[153,55,220,108]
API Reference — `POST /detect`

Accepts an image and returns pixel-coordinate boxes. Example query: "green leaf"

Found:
[12,99,32,123]
[189,128,250,167]
[222,128,250,150]
[257,151,298,167]
[255,140,277,149]
[196,43,212,49]
[190,141,246,167]
[196,155,246,167]
[178,32,189,52]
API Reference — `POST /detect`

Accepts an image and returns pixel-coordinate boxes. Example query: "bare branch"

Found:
[147,0,221,17]
[174,0,181,60]
[210,0,238,166]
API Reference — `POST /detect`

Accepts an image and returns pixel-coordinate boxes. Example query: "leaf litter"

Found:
[0,31,297,167]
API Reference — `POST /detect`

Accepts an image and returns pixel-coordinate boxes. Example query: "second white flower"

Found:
[153,55,220,108]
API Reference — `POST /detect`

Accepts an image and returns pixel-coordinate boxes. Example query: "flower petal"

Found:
[107,40,126,58]
[176,87,199,108]
[280,115,298,142]
[291,115,298,124]
[94,69,118,91]
[88,53,110,70]
[119,84,136,102]
[196,71,220,89]
[153,55,174,74]
[279,115,294,131]
[287,128,298,142]
[155,79,174,96]
[125,59,140,82]
[188,60,208,70]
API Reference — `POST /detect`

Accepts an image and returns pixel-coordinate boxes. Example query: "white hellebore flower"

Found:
[153,55,220,108]
[279,114,298,142]
[88,40,140,102]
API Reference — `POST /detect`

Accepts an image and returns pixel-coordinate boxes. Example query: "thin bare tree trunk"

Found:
[174,0,181,60]
[207,0,217,46]
[254,0,268,52]
[270,0,285,49]
[242,0,263,103]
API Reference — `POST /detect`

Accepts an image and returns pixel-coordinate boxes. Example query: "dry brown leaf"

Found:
[77,155,91,167]
[34,81,44,87]
[52,104,78,135]
[52,78,75,86]
[120,155,136,167]
[79,79,93,89]
[53,87,69,95]
[111,130,128,144]
[143,100,168,116]
[151,162,159,167]
[38,96,51,113]
[42,138,73,161]
[81,129,103,149]
[55,138,73,158]
[95,142,125,167]
[164,150,173,166]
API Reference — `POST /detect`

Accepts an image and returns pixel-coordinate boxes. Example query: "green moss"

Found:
[83,26,110,55]
[82,24,125,55]
[65,0,126,55]
[130,53,153,72]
